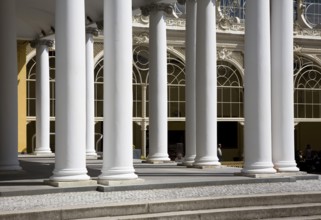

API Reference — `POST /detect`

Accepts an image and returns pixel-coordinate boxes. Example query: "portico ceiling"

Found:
[16,0,176,40]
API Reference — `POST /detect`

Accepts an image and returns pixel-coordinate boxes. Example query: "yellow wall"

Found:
[17,41,27,153]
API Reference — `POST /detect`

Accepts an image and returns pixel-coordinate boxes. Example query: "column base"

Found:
[182,155,196,166]
[33,151,54,156]
[44,179,97,187]
[86,151,97,156]
[86,154,98,159]
[194,156,220,167]
[241,162,277,175]
[274,161,300,172]
[99,167,138,180]
[98,178,144,186]
[50,169,90,182]
[147,153,170,163]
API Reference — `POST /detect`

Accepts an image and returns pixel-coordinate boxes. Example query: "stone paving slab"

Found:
[0,157,319,197]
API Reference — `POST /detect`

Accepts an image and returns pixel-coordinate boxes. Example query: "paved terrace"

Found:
[0,157,321,213]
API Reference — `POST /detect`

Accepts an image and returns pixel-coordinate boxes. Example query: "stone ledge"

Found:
[44,180,97,187]
[142,160,175,164]
[98,178,144,186]
[192,165,222,169]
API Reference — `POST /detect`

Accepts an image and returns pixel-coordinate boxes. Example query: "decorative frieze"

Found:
[293,44,303,53]
[294,23,321,37]
[133,32,149,44]
[217,48,232,60]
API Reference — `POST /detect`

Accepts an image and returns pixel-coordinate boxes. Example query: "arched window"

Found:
[26,51,56,117]
[217,60,244,118]
[294,55,321,118]
[133,45,149,118]
[26,56,36,117]
[304,0,321,27]
[220,0,246,22]
[167,53,185,118]
[94,57,104,117]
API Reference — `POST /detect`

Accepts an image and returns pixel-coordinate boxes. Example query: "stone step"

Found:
[2,192,321,220]
[261,215,321,220]
[79,203,321,220]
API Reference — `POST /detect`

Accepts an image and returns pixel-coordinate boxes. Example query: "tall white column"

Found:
[34,40,53,155]
[183,0,197,166]
[142,4,171,162]
[194,0,220,167]
[141,85,147,158]
[271,0,299,172]
[242,0,276,174]
[98,0,138,182]
[85,28,98,157]
[0,0,21,171]
[50,0,90,182]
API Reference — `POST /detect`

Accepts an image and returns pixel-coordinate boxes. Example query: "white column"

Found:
[143,4,171,162]
[242,0,276,174]
[183,0,197,166]
[194,0,220,167]
[271,0,299,172]
[34,40,53,155]
[98,0,138,182]
[85,28,98,157]
[141,85,147,158]
[50,0,90,182]
[0,0,21,171]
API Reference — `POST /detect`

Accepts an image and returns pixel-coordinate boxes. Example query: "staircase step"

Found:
[2,192,321,220]
[79,203,321,220]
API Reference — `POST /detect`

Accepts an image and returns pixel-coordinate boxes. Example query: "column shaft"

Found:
[147,7,170,162]
[86,31,97,157]
[50,0,90,181]
[141,85,147,158]
[0,0,21,171]
[35,43,52,154]
[183,0,197,166]
[242,0,276,174]
[99,0,137,181]
[271,0,299,172]
[194,0,220,166]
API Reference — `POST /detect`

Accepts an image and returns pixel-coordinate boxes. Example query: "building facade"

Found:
[2,0,321,183]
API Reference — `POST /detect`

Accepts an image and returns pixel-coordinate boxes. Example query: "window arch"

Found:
[167,52,185,118]
[26,51,56,117]
[94,57,104,117]
[133,45,149,118]
[26,56,36,117]
[220,0,246,22]
[304,0,321,27]
[217,60,244,118]
[294,55,321,118]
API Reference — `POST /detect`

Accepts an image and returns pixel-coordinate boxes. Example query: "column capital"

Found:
[86,27,99,37]
[141,3,174,17]
[30,39,54,48]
